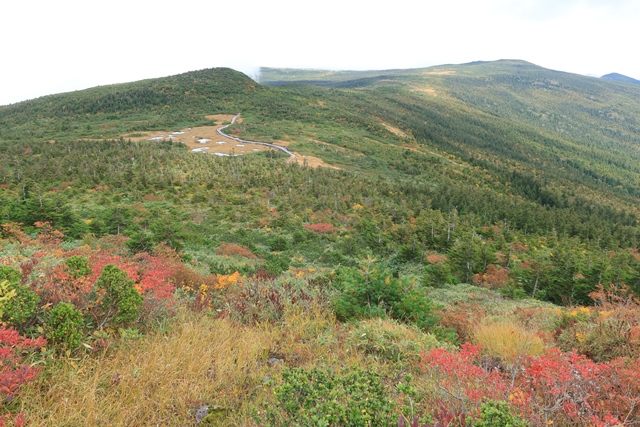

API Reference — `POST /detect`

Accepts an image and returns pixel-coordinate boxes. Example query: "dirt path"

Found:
[124,114,338,169]
[217,114,295,157]
[215,114,339,169]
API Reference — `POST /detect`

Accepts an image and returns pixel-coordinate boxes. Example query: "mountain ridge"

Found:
[601,72,640,84]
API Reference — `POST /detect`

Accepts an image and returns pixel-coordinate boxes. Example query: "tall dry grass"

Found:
[473,319,545,364]
[19,306,367,426]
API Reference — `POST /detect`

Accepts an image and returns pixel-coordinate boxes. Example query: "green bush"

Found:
[474,401,527,427]
[333,266,438,330]
[422,262,456,287]
[348,318,443,362]
[269,235,290,251]
[264,253,291,276]
[126,230,154,253]
[65,255,91,278]
[0,266,39,328]
[45,302,85,350]
[95,265,142,327]
[269,367,395,426]
[0,266,21,284]
[0,280,17,320]
[3,283,40,328]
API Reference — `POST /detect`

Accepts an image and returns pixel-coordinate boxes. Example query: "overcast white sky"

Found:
[1,0,639,105]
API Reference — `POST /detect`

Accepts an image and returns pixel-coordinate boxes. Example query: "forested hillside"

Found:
[1,61,640,425]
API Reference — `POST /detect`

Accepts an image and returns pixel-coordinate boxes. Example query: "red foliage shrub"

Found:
[216,243,258,259]
[0,412,26,427]
[133,253,176,300]
[421,343,506,423]
[35,249,181,314]
[38,264,92,308]
[89,252,139,284]
[0,328,46,400]
[513,349,640,426]
[303,223,336,234]
[630,326,640,346]
[420,344,640,426]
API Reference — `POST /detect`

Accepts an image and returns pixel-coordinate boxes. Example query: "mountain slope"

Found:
[1,60,640,252]
[262,60,640,214]
[4,63,640,426]
[602,72,640,85]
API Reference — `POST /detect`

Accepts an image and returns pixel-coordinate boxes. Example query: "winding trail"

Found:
[217,114,295,158]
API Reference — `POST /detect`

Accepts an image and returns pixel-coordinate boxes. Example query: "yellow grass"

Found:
[473,319,545,364]
[422,70,456,76]
[19,306,368,426]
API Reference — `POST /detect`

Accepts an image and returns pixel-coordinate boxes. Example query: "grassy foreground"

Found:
[19,307,432,426]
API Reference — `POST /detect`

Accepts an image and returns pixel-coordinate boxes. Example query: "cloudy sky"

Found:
[1,0,638,105]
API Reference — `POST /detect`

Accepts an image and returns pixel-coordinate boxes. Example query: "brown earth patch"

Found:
[120,114,339,169]
[123,115,270,156]
[380,121,411,139]
[287,154,340,170]
[412,86,438,96]
[401,143,421,153]
[204,114,236,123]
[422,70,456,76]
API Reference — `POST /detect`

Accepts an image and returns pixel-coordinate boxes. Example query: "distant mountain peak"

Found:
[601,73,640,85]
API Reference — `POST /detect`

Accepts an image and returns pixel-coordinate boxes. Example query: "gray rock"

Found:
[195,405,209,424]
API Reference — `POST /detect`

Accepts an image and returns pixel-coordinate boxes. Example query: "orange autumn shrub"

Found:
[425,252,448,265]
[189,272,241,311]
[33,221,64,245]
[1,223,31,244]
[214,271,241,290]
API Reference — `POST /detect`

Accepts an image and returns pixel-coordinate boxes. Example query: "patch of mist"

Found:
[235,65,262,82]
